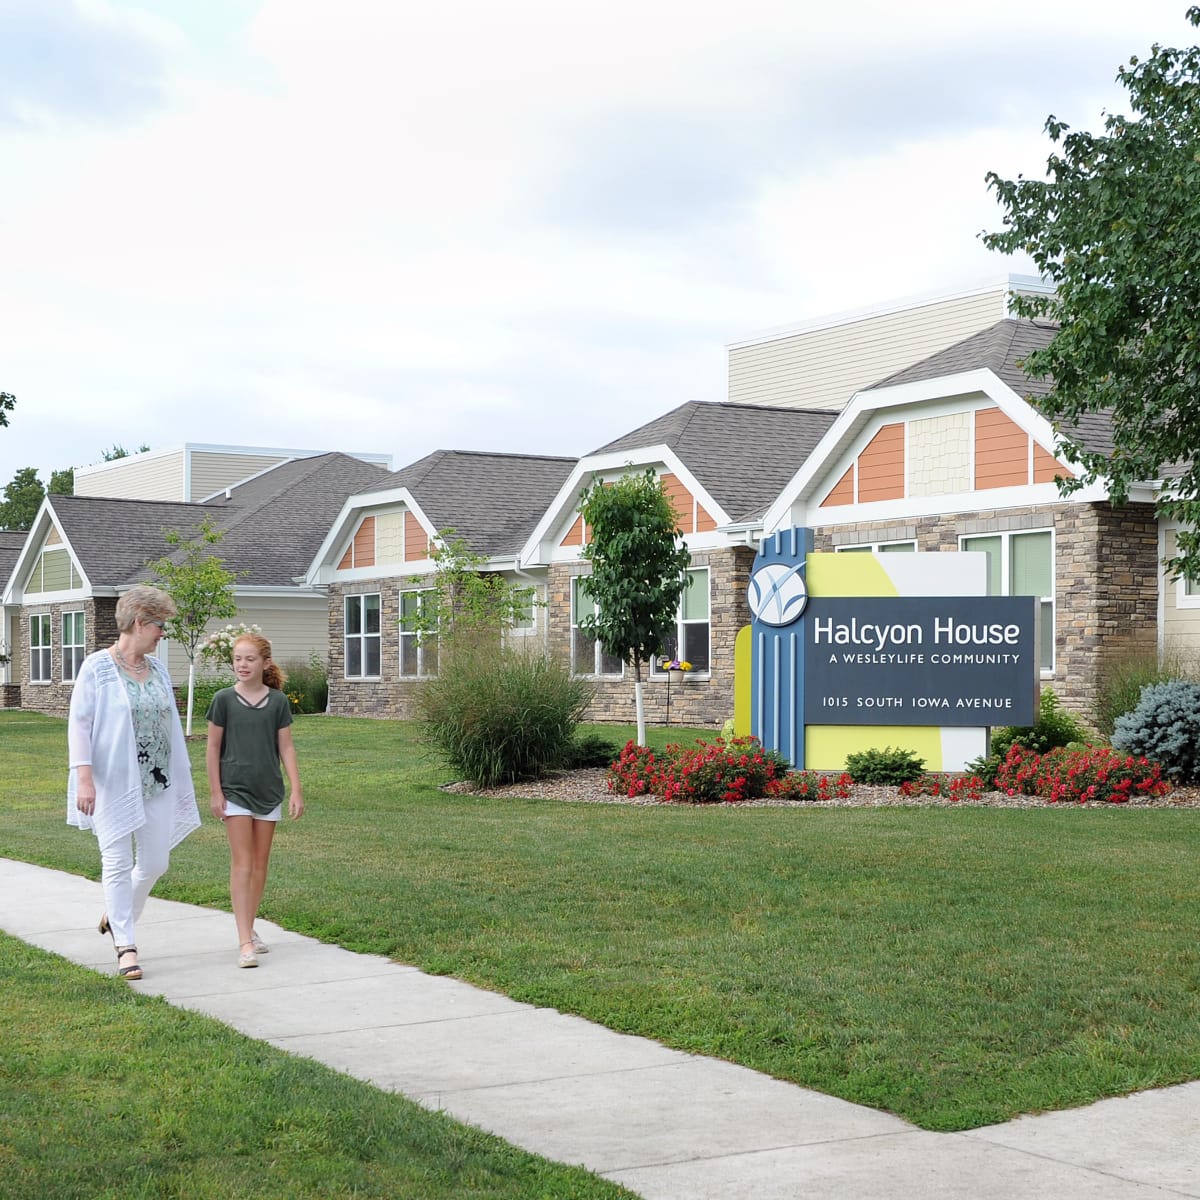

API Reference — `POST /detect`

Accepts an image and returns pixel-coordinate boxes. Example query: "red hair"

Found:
[234,633,286,691]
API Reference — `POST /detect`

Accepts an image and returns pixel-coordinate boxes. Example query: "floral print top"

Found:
[122,670,173,797]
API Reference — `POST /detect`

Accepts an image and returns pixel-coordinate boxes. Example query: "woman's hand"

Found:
[210,793,227,821]
[75,778,96,816]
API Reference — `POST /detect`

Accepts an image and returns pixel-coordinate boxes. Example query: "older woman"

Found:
[67,584,200,980]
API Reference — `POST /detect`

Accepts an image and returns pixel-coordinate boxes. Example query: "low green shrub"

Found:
[282,654,329,714]
[418,648,594,787]
[844,745,925,786]
[1112,679,1200,784]
[565,733,626,769]
[190,673,234,717]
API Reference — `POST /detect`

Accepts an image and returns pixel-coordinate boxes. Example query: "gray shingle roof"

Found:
[871,318,1120,459]
[48,495,221,587]
[387,451,577,557]
[593,400,839,522]
[0,530,29,592]
[45,453,394,590]
[204,453,392,585]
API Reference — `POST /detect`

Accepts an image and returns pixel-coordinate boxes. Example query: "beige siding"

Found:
[727,288,1009,411]
[189,451,290,500]
[75,450,187,500]
[1162,531,1200,664]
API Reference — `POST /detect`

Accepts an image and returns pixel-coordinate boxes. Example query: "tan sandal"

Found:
[238,940,258,969]
[116,946,142,980]
[250,931,269,955]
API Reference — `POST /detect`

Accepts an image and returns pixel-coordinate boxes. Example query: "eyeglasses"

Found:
[141,619,167,629]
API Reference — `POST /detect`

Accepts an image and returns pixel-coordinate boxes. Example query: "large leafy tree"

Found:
[578,468,691,745]
[0,467,45,531]
[146,514,240,734]
[0,392,13,427]
[983,6,1200,582]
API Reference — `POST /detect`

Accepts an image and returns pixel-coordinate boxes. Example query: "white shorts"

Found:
[222,798,282,822]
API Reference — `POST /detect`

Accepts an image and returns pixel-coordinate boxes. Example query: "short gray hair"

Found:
[115,585,177,633]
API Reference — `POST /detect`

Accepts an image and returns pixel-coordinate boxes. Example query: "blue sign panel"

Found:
[803,595,1038,726]
[748,527,814,767]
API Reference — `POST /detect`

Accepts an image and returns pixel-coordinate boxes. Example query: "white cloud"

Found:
[0,0,1194,486]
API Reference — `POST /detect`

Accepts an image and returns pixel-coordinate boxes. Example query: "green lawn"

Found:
[4,710,1200,1133]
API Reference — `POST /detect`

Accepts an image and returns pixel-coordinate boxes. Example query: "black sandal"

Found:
[116,946,142,980]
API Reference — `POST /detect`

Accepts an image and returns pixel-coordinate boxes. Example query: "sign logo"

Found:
[747,560,808,626]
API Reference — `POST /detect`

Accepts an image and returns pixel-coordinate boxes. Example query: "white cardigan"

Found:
[67,650,201,851]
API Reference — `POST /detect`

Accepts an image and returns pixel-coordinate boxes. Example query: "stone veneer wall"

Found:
[17,598,117,718]
[817,500,1159,724]
[325,582,425,718]
[546,546,753,730]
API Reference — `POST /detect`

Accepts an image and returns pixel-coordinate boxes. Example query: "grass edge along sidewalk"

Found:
[0,933,635,1200]
[4,710,1200,1132]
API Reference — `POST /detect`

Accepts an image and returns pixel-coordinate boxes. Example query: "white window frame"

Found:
[344,593,382,680]
[29,613,52,683]
[960,529,1055,675]
[571,576,623,678]
[399,587,438,678]
[507,585,539,638]
[649,568,711,678]
[835,540,917,554]
[62,610,86,682]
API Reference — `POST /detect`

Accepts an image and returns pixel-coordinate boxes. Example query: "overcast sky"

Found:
[0,0,1193,490]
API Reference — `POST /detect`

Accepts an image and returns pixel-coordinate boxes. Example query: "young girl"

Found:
[205,632,303,967]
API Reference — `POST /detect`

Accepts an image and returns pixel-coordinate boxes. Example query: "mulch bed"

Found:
[443,770,1200,809]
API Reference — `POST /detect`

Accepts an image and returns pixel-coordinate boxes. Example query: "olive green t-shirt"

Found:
[205,687,293,815]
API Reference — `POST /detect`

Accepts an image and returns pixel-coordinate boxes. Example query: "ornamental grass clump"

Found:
[419,648,594,787]
[992,742,1169,804]
[606,736,789,803]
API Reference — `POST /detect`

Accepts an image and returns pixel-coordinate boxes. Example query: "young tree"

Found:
[146,514,240,734]
[405,529,537,665]
[0,467,45,531]
[578,468,691,745]
[983,6,1200,582]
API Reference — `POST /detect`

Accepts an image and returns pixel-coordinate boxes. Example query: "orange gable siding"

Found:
[695,504,718,532]
[856,423,905,503]
[403,512,428,561]
[337,544,353,569]
[1033,443,1072,484]
[821,464,856,507]
[660,473,693,533]
[975,408,1030,489]
[352,516,376,568]
[559,513,586,547]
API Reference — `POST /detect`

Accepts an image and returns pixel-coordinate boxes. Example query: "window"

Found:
[571,577,623,676]
[835,541,916,553]
[962,530,1054,672]
[510,586,538,635]
[651,568,711,676]
[344,594,381,678]
[62,611,86,681]
[399,588,438,677]
[29,614,51,682]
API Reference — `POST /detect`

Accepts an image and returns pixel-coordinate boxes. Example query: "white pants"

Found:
[100,793,174,947]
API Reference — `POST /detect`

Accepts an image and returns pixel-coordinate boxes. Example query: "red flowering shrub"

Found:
[897,773,986,802]
[992,742,1169,804]
[765,771,854,801]
[605,736,789,803]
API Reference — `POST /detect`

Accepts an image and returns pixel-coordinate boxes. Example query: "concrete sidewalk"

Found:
[4,855,1198,1199]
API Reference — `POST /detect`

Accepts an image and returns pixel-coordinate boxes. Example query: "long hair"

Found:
[233,633,286,691]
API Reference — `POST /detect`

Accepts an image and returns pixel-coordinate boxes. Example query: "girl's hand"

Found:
[210,794,227,821]
[288,791,304,820]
